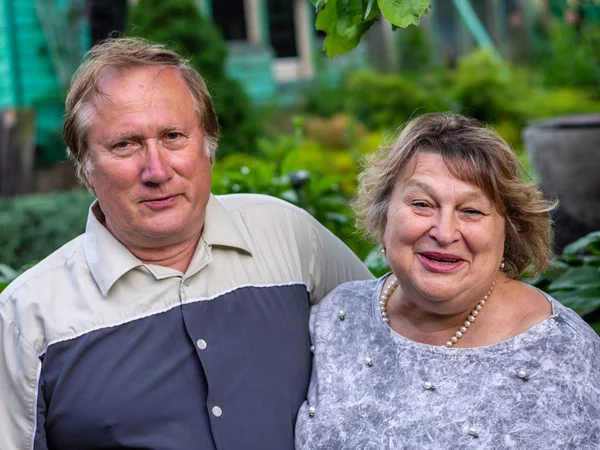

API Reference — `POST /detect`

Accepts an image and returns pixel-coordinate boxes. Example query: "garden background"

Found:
[1,0,599,332]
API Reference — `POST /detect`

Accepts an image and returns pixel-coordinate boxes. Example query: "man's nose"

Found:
[429,209,460,245]
[141,142,173,185]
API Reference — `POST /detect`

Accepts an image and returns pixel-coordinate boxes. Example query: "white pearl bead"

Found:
[424,381,435,390]
[467,316,475,322]
[484,295,488,300]
[460,326,467,333]
[365,357,373,366]
[464,321,471,327]
[518,370,528,379]
[451,336,458,343]
[309,406,316,417]
[469,427,479,437]
[472,310,479,317]
[383,317,389,323]
[476,304,482,311]
[455,331,463,338]
[445,341,453,347]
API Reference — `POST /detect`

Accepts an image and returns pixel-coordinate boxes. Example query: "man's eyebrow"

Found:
[108,132,138,142]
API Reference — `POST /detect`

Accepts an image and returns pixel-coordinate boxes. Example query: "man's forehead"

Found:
[90,65,188,111]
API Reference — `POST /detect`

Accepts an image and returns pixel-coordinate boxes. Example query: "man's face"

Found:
[85,66,212,249]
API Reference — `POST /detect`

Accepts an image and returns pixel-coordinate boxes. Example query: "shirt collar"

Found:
[202,194,253,255]
[84,195,252,296]
[84,200,144,296]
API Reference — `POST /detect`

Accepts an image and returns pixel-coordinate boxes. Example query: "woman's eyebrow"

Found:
[402,179,490,203]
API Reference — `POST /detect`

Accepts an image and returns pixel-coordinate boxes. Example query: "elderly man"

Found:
[0,38,372,449]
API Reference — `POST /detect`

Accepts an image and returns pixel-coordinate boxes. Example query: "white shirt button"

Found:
[183,278,191,287]
[212,406,222,417]
[196,339,207,350]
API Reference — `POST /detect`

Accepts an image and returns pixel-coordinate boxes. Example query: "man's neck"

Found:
[125,235,201,273]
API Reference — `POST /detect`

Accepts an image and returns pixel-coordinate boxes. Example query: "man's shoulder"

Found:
[0,234,86,303]
[215,193,311,219]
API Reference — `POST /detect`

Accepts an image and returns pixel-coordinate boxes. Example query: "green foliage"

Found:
[525,231,600,332]
[312,0,431,57]
[451,50,529,125]
[0,190,94,269]
[212,118,377,259]
[395,23,438,76]
[128,0,261,157]
[533,19,600,90]
[342,70,454,130]
[0,264,20,294]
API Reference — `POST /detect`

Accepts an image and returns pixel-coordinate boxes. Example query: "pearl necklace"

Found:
[379,276,496,348]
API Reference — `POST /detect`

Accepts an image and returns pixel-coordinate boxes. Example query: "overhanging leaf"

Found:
[316,0,381,57]
[377,0,430,28]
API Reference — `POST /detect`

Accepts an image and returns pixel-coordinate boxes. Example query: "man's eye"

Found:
[412,201,430,208]
[115,141,130,148]
[464,209,483,216]
[166,132,182,140]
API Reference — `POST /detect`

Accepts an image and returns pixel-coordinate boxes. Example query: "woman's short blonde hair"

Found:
[353,112,556,278]
[63,37,220,189]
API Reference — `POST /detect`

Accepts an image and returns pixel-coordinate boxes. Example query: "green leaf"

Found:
[377,0,430,28]
[312,0,328,11]
[316,0,381,57]
[363,246,389,277]
[562,231,600,256]
[548,266,600,291]
[551,288,600,314]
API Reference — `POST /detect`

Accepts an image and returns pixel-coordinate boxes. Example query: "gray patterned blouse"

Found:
[295,277,600,449]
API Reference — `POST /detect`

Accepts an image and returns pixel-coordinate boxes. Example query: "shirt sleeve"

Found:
[306,216,373,305]
[0,303,46,450]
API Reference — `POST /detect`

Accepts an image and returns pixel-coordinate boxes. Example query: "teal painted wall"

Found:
[0,0,88,163]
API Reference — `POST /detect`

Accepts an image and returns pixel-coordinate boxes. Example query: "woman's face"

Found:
[383,152,506,313]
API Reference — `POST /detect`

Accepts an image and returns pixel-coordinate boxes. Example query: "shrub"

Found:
[451,50,529,126]
[343,70,453,130]
[128,0,261,157]
[525,231,600,334]
[533,19,600,90]
[0,190,94,268]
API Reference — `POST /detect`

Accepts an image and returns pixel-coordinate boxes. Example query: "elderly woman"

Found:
[295,113,600,449]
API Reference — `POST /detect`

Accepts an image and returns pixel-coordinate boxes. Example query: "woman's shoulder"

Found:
[547,294,600,348]
[310,277,382,333]
[315,278,381,310]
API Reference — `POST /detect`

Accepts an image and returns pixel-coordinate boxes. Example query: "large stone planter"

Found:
[523,114,600,252]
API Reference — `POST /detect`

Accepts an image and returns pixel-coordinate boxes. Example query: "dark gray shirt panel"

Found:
[38,284,310,450]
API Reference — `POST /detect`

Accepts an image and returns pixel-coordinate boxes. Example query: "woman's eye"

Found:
[464,209,483,216]
[412,201,430,208]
